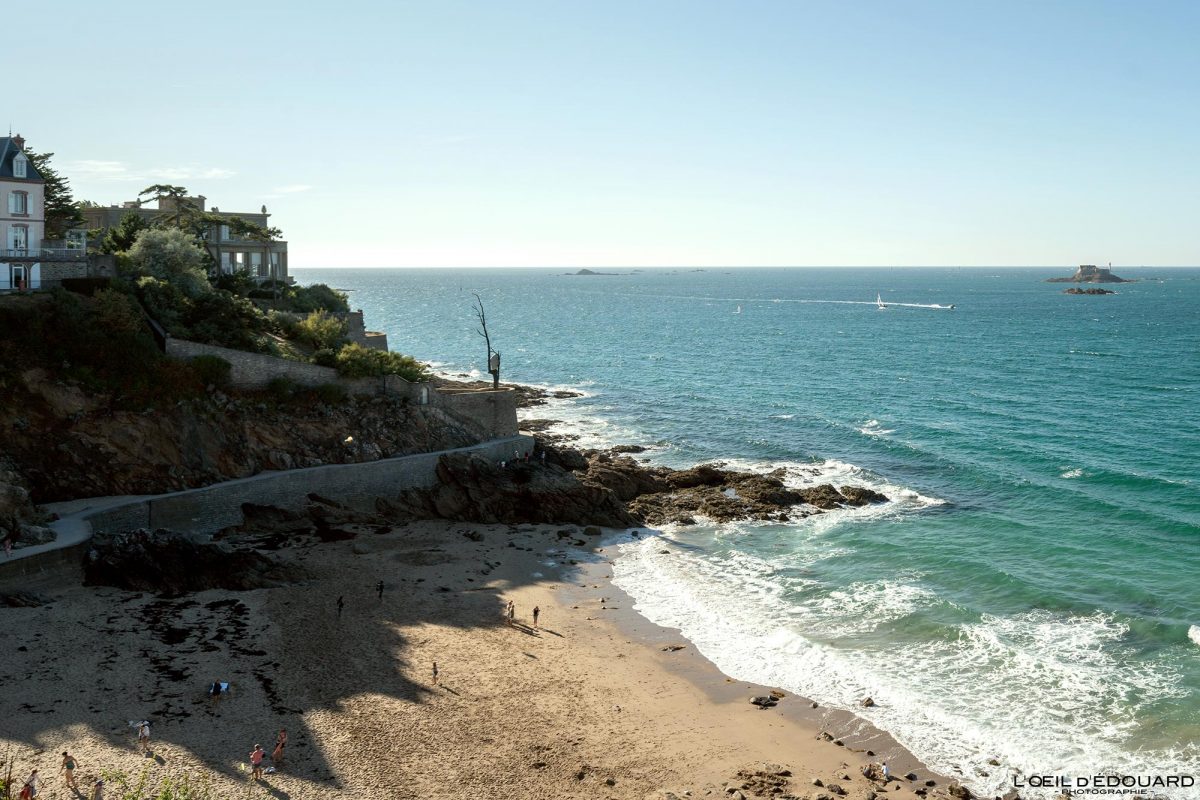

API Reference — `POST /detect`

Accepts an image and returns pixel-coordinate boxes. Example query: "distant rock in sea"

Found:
[1047,265,1133,283]
[1064,287,1116,295]
[569,268,619,276]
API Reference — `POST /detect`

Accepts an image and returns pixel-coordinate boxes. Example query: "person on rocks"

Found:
[60,751,79,790]
[250,744,266,780]
[432,661,439,685]
[532,605,541,629]
[272,728,287,766]
[539,451,546,465]
[375,580,384,600]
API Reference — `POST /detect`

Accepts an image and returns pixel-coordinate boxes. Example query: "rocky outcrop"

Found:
[379,452,639,528]
[1064,287,1115,295]
[0,457,50,549]
[84,528,306,596]
[562,448,890,526]
[1046,265,1133,283]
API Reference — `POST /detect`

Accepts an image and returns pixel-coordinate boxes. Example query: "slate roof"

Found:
[0,137,45,181]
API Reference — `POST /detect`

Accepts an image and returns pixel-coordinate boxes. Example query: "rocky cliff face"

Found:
[0,368,482,505]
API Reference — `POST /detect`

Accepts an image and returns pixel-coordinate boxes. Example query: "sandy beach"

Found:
[1,521,945,799]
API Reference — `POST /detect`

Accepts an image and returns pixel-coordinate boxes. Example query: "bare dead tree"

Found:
[472,292,501,389]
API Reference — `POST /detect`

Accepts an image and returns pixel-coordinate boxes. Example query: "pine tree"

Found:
[23,147,85,240]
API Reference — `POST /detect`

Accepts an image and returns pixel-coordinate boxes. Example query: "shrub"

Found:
[125,228,211,298]
[292,310,348,351]
[93,288,145,334]
[61,276,112,295]
[311,347,338,368]
[266,376,297,400]
[191,354,231,387]
[288,283,349,313]
[312,382,348,404]
[334,343,430,382]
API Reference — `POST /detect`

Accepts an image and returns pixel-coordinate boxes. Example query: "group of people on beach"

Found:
[248,729,288,781]
[504,598,540,630]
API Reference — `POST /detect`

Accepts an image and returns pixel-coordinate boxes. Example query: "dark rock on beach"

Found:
[84,528,305,596]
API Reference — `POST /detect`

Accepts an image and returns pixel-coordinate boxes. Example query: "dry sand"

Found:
[0,521,945,799]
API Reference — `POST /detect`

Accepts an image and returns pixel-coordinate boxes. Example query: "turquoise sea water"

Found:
[296,267,1200,795]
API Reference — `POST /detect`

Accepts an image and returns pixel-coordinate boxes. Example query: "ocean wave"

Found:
[1189,625,1200,648]
[612,543,1199,800]
[857,419,896,436]
[1060,467,1084,479]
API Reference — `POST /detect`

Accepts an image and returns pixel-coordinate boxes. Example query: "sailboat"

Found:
[734,305,742,314]
[876,293,887,311]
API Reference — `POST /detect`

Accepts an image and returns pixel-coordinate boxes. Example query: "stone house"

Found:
[82,195,290,283]
[0,134,90,291]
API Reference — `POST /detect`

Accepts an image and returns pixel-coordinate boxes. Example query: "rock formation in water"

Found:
[1064,287,1116,295]
[1046,265,1133,283]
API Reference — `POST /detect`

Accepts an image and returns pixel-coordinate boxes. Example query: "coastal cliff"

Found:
[1047,264,1133,283]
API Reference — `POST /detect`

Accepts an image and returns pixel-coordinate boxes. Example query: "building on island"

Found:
[82,195,290,283]
[1,134,91,291]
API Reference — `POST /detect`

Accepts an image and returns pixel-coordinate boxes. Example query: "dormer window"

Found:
[13,153,27,178]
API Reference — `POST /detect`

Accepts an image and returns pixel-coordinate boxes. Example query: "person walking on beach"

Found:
[137,721,151,754]
[60,751,79,791]
[432,661,439,685]
[881,762,890,782]
[19,769,38,799]
[272,728,287,766]
[532,605,541,629]
[337,595,345,619]
[250,744,265,780]
[505,600,515,626]
[375,580,384,600]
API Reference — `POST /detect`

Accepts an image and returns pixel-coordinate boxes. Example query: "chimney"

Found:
[11,133,24,150]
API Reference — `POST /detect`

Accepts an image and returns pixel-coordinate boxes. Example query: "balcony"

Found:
[0,247,88,261]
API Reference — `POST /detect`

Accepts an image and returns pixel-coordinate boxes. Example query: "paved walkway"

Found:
[1,434,532,570]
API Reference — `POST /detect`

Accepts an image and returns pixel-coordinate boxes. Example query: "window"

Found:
[13,153,27,179]
[8,191,28,215]
[220,224,231,241]
[9,224,29,251]
[221,252,232,274]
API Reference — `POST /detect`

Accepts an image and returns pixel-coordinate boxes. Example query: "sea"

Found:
[295,266,1200,797]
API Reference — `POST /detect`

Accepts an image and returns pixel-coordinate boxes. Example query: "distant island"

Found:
[1064,287,1116,295]
[1047,265,1134,283]
[568,268,620,276]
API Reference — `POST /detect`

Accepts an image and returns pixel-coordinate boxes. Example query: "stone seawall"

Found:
[0,435,534,580]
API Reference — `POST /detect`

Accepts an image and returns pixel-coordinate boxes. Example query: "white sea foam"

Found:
[613,539,1199,800]
[1060,467,1084,479]
[857,419,896,436]
[1189,625,1200,648]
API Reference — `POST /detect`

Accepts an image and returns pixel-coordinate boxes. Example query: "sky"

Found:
[12,1,1200,267]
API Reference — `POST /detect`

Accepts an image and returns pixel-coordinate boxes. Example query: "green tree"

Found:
[23,148,85,239]
[125,228,211,297]
[99,212,151,255]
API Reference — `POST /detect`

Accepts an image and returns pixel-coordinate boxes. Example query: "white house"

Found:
[0,133,45,290]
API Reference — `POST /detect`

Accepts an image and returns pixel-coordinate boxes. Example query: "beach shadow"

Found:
[538,628,564,638]
[0,520,592,795]
[260,780,291,800]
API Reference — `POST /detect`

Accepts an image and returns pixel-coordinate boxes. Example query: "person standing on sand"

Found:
[273,728,287,766]
[506,600,515,625]
[60,751,79,790]
[250,744,265,780]
[19,769,38,799]
[137,721,151,754]
[337,595,345,619]
[91,778,104,800]
[532,605,541,629]
[432,661,439,685]
[376,580,384,600]
[881,762,890,781]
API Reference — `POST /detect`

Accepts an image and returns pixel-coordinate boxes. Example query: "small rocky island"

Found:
[569,268,619,276]
[1047,264,1133,283]
[1064,287,1115,295]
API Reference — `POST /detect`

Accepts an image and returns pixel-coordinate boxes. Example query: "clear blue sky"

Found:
[16,1,1200,267]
